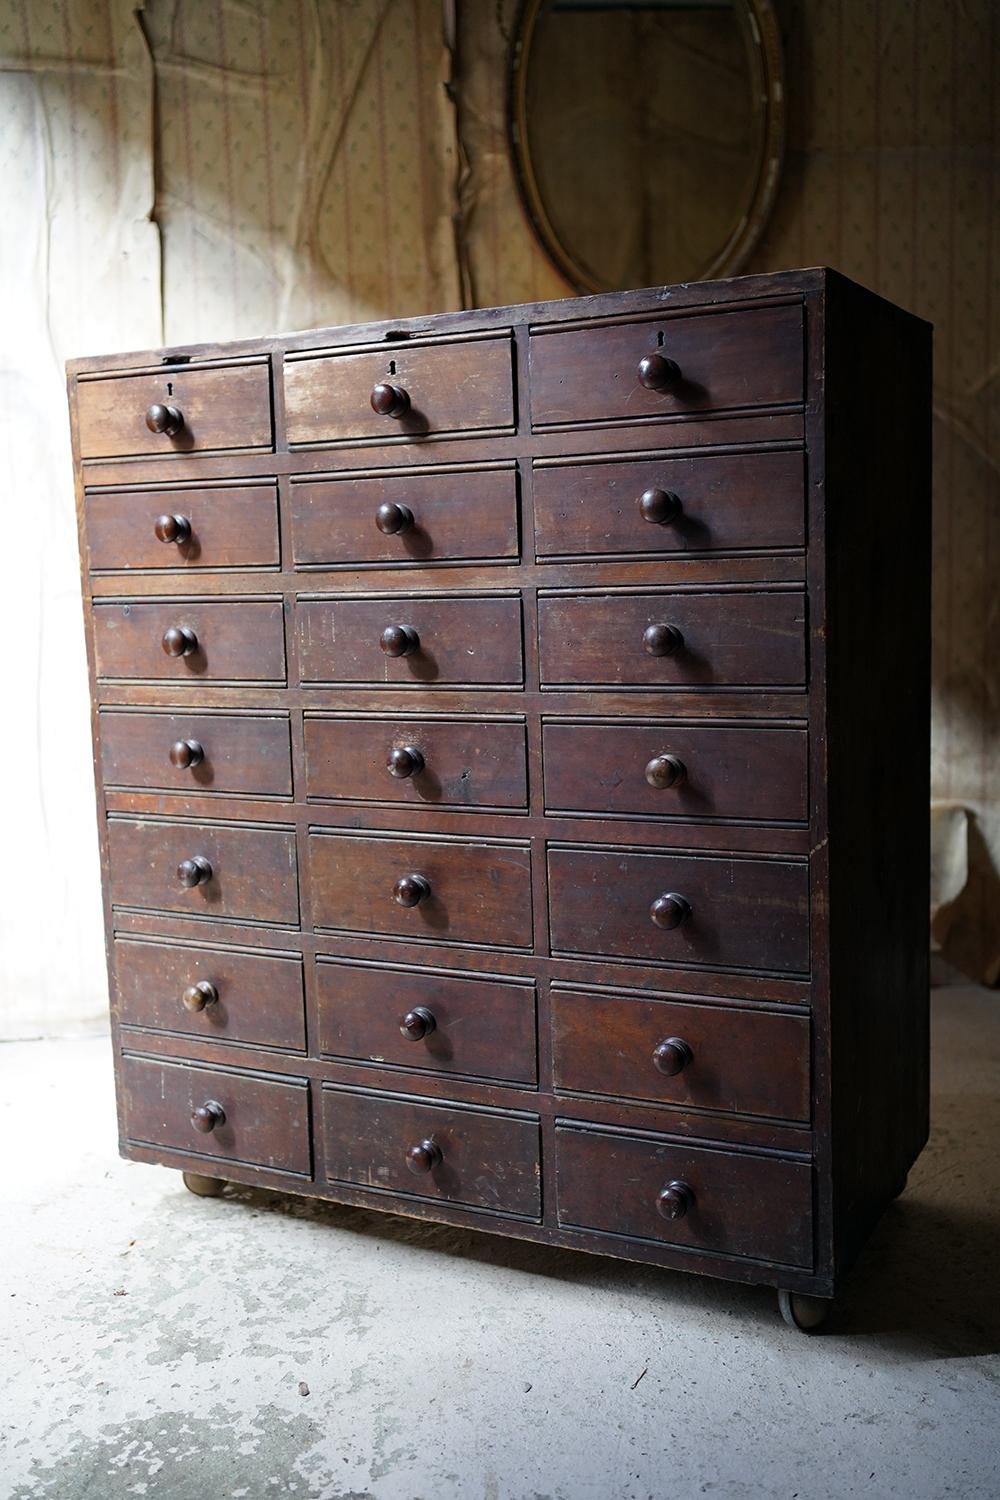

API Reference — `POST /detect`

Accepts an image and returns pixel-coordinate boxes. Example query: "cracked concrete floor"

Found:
[3,983,999,1500]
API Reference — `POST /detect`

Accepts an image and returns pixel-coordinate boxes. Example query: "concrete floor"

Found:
[3,986,999,1500]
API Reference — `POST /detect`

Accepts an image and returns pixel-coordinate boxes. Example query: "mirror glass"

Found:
[511,0,783,293]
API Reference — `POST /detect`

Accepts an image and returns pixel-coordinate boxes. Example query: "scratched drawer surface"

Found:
[75,360,273,460]
[93,599,286,683]
[547,846,809,973]
[115,938,305,1051]
[99,711,293,798]
[122,1054,310,1176]
[106,817,299,926]
[316,958,537,1084]
[85,484,280,571]
[322,1086,541,1217]
[291,465,519,567]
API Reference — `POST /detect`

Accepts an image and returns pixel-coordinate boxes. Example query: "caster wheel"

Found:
[182,1171,226,1198]
[778,1289,831,1332]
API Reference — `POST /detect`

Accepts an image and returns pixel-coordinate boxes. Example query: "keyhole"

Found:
[656,331,665,348]
[166,381,174,396]
[388,359,396,376]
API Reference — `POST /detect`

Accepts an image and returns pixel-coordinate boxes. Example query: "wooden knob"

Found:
[650,892,691,930]
[652,1037,693,1076]
[394,873,431,907]
[637,353,681,392]
[177,855,213,888]
[145,402,184,436]
[400,1006,436,1040]
[644,754,685,789]
[169,738,204,769]
[638,488,682,525]
[387,745,424,779]
[190,1100,225,1134]
[182,980,218,1012]
[406,1138,442,1174]
[656,1180,694,1220]
[379,624,420,658]
[370,382,410,418]
[154,513,192,544]
[162,625,198,658]
[376,502,414,535]
[643,623,683,657]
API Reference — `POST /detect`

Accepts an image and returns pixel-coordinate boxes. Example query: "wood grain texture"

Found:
[85,484,280,570]
[93,599,286,682]
[99,711,292,797]
[77,362,273,459]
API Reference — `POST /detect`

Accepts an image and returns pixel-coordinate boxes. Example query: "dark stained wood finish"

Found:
[76,361,273,459]
[85,484,280,571]
[309,831,532,947]
[533,450,804,559]
[555,1124,812,1266]
[303,715,528,808]
[107,817,299,925]
[542,721,808,822]
[529,304,804,429]
[547,846,810,972]
[122,1053,310,1174]
[298,594,524,687]
[322,1086,541,1216]
[93,599,286,683]
[538,590,806,689]
[284,335,515,446]
[116,937,305,1050]
[99,711,292,797]
[291,465,519,567]
[551,987,810,1121]
[316,957,537,1083]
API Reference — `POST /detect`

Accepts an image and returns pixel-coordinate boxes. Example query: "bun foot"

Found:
[182,1171,226,1198]
[777,1289,831,1332]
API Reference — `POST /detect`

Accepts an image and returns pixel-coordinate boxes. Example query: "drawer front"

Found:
[85,485,279,571]
[303,716,528,809]
[533,451,804,559]
[322,1087,541,1216]
[122,1054,310,1175]
[76,361,272,459]
[542,722,808,823]
[298,595,523,687]
[547,847,809,972]
[93,600,286,683]
[291,466,518,567]
[530,304,803,428]
[99,712,293,798]
[551,988,810,1121]
[309,832,532,948]
[316,959,537,1084]
[555,1125,812,1266]
[538,591,806,689]
[107,818,299,926]
[115,938,305,1051]
[285,336,514,446]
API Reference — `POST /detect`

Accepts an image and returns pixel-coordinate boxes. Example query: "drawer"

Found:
[291,465,518,567]
[530,304,803,428]
[555,1124,812,1266]
[115,938,305,1051]
[107,817,299,926]
[547,846,809,973]
[533,451,804,560]
[93,599,286,683]
[322,1087,541,1217]
[542,721,808,823]
[297,594,523,688]
[551,988,810,1121]
[538,590,806,690]
[284,335,515,446]
[75,360,272,459]
[309,832,532,948]
[303,715,527,809]
[85,484,279,571]
[316,958,537,1084]
[99,711,293,798]
[122,1054,310,1176]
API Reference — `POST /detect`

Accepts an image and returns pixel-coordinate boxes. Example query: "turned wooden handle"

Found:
[379,624,420,658]
[652,1037,693,1076]
[177,855,213,888]
[644,754,685,789]
[162,625,198,658]
[638,488,682,525]
[154,513,192,543]
[406,1138,442,1174]
[190,1099,225,1134]
[642,623,683,658]
[387,745,424,779]
[376,502,414,535]
[637,353,681,392]
[656,1180,694,1220]
[145,402,184,436]
[182,980,218,1012]
[169,738,204,769]
[400,1006,436,1040]
[649,892,691,930]
[394,873,431,907]
[370,382,410,418]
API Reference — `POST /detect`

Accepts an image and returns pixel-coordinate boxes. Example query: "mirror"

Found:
[509,0,784,293]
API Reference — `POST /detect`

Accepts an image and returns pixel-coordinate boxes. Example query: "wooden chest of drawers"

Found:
[68,270,931,1329]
